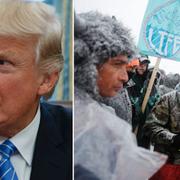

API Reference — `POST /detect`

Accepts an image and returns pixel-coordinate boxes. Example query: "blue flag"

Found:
[138,0,180,61]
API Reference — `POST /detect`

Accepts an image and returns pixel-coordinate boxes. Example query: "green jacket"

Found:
[127,69,160,129]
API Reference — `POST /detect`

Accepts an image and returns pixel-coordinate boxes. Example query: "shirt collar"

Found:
[0,105,41,166]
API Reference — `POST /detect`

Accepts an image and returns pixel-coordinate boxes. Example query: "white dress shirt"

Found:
[0,105,40,180]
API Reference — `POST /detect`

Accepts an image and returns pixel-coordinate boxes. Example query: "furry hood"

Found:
[74,11,137,102]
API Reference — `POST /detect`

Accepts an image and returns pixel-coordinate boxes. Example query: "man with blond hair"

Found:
[0,0,72,180]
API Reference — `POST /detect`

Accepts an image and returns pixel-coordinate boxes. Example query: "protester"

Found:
[74,11,166,180]
[0,0,72,179]
[144,89,180,179]
[127,55,161,148]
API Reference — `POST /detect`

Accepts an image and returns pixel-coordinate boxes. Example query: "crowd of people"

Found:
[74,11,176,180]
[74,10,180,180]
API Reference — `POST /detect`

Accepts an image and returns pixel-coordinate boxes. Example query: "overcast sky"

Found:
[75,0,180,74]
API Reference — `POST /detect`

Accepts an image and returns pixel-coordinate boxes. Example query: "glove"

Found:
[172,134,180,149]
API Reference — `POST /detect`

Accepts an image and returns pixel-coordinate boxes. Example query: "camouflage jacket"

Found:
[144,90,180,164]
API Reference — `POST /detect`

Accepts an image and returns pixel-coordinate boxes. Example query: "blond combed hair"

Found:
[0,0,63,74]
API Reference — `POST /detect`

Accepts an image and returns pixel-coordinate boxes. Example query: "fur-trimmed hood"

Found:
[74,11,137,108]
[75,12,137,98]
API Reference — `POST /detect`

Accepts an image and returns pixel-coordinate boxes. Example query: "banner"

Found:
[138,0,180,61]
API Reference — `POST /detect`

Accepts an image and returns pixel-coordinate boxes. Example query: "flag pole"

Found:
[141,57,161,113]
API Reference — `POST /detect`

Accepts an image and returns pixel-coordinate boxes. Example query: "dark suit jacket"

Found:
[30,103,72,180]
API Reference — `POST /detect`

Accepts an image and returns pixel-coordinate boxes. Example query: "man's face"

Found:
[97,55,128,97]
[136,63,148,75]
[0,36,44,137]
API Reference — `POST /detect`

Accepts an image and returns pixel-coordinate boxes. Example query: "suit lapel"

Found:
[30,104,69,180]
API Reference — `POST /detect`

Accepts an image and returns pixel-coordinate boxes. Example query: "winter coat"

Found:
[127,69,160,148]
[127,69,160,130]
[144,90,180,164]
